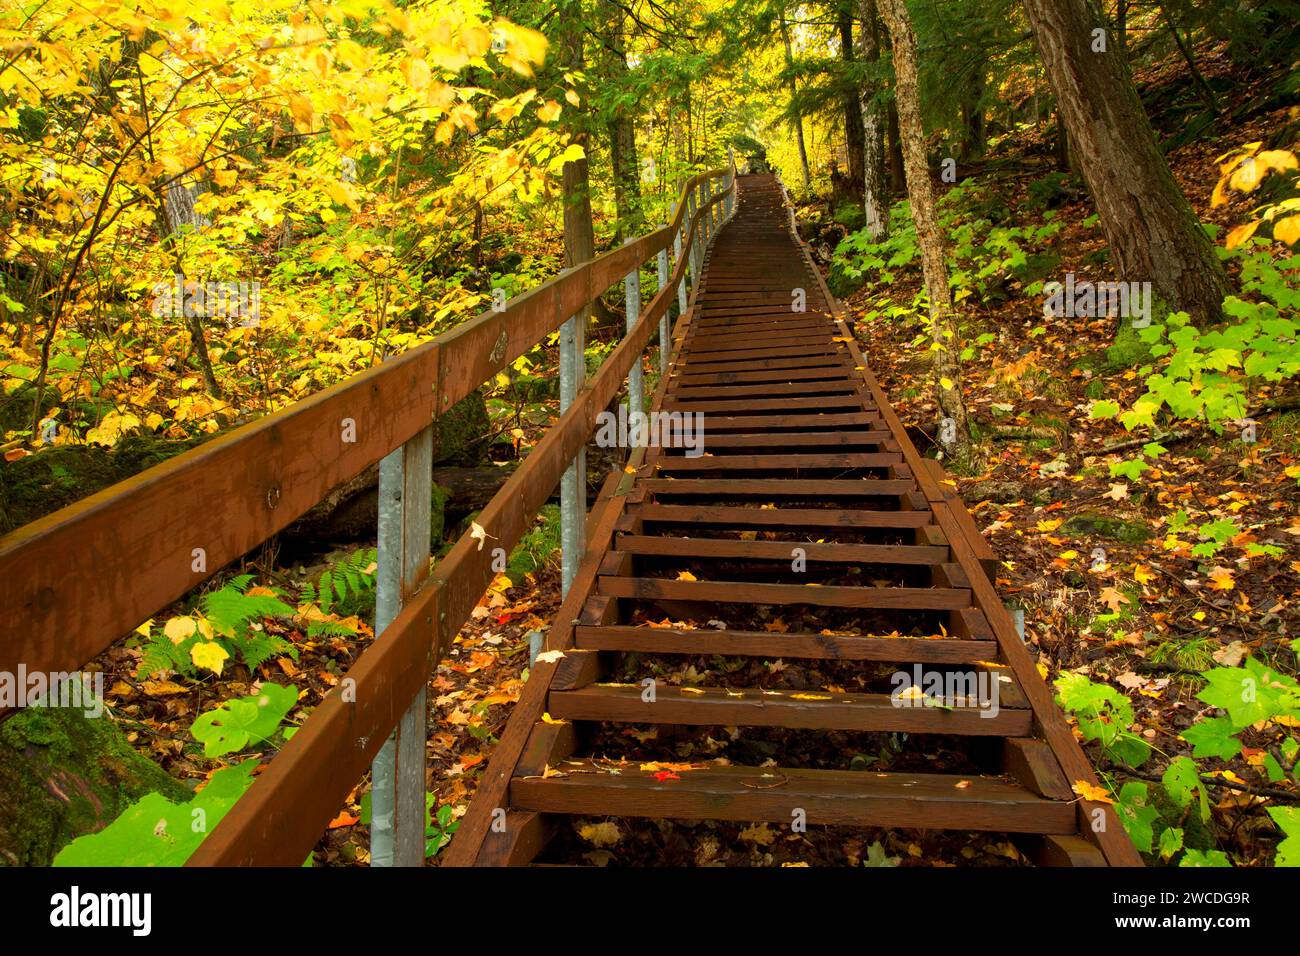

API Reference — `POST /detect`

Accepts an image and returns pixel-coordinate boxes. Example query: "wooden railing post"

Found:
[559,307,586,596]
[370,424,434,867]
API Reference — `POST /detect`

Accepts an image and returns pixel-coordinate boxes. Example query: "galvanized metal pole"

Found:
[656,234,670,378]
[559,308,585,596]
[686,187,700,283]
[623,238,643,438]
[370,424,434,868]
[702,179,713,244]
[672,202,688,316]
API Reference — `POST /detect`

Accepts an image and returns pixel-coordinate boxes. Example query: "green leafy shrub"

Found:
[138,575,297,678]
[190,683,299,757]
[1055,666,1299,866]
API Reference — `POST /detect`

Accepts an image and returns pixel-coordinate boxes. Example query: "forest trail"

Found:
[447,174,1142,867]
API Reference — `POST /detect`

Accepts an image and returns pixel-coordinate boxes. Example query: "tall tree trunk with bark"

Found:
[557,9,595,315]
[605,10,642,240]
[779,12,812,192]
[858,0,889,239]
[1021,0,1231,324]
[886,99,905,196]
[838,3,866,203]
[960,63,986,161]
[877,0,970,460]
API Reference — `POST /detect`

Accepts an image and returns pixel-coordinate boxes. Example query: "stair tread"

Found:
[573,624,997,662]
[511,759,1076,834]
[548,681,1027,734]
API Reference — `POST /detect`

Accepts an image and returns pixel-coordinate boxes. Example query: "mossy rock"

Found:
[0,705,190,866]
[0,434,204,534]
[431,392,490,466]
[1061,510,1152,545]
[1104,316,1154,370]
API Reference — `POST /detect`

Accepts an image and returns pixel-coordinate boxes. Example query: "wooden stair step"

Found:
[548,682,1029,734]
[632,503,934,530]
[669,431,890,448]
[612,535,948,565]
[653,452,900,472]
[639,478,915,498]
[574,624,996,662]
[598,575,972,610]
[510,759,1076,834]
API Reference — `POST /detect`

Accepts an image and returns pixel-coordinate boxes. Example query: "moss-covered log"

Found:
[0,705,190,866]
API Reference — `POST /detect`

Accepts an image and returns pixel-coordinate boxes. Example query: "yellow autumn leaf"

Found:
[1257,149,1299,175]
[1229,157,1265,193]
[1208,567,1236,591]
[1133,564,1156,585]
[1225,220,1260,249]
[676,570,697,582]
[163,616,197,644]
[738,822,776,846]
[1071,780,1115,804]
[536,100,562,123]
[577,821,621,848]
[191,641,229,675]
[1274,215,1300,246]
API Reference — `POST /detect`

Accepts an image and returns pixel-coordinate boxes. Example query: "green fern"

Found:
[138,636,195,679]
[241,630,297,670]
[202,579,295,637]
[302,547,378,619]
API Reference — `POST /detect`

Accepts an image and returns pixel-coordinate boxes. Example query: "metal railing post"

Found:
[686,187,700,283]
[623,238,643,438]
[559,308,586,596]
[370,424,434,868]
[656,232,671,378]
[702,179,713,244]
[672,203,688,316]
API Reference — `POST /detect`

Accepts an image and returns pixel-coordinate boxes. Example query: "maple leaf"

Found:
[1208,567,1236,591]
[1071,780,1115,804]
[577,821,622,848]
[676,570,698,582]
[1098,587,1128,613]
[738,823,776,846]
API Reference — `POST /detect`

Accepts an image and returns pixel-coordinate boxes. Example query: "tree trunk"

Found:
[960,63,987,161]
[780,12,813,192]
[1054,108,1073,173]
[838,4,866,203]
[1021,0,1231,324]
[1116,0,1128,61]
[886,99,906,196]
[605,11,642,240]
[877,0,970,461]
[858,0,889,239]
[1158,3,1219,115]
[558,15,595,279]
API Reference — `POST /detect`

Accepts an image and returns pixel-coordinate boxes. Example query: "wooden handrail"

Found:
[186,171,737,865]
[0,167,732,688]
[0,166,728,865]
